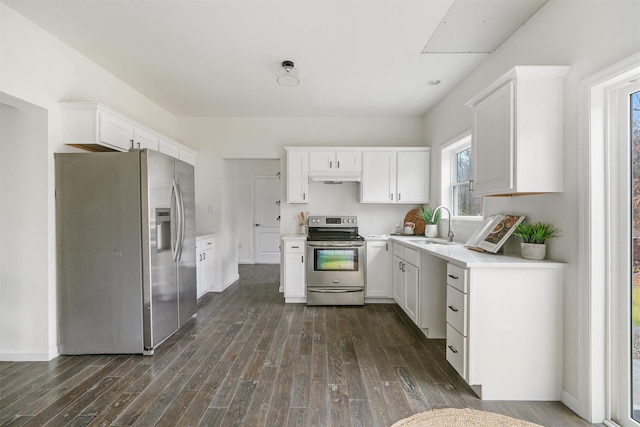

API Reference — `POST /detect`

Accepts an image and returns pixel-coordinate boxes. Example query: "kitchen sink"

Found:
[409,238,456,246]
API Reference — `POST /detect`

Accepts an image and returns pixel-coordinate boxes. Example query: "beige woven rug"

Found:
[391,408,543,427]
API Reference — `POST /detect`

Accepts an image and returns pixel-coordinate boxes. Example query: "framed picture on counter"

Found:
[465,214,526,253]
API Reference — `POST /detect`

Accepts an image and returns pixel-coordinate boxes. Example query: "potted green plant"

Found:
[418,207,441,237]
[513,222,561,260]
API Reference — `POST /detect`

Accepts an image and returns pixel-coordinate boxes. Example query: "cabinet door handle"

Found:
[448,274,459,280]
[301,255,304,263]
[337,160,340,169]
[448,305,459,312]
[398,193,401,201]
[447,345,458,354]
[303,193,306,201]
[291,245,299,249]
[202,253,206,260]
[390,193,393,201]
[330,161,333,169]
[401,262,405,272]
[469,179,474,192]
[385,243,388,251]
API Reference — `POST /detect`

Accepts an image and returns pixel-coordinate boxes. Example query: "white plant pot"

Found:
[521,242,546,260]
[425,224,438,238]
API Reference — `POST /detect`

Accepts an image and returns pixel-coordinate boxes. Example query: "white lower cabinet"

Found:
[393,243,447,338]
[196,235,216,298]
[392,255,404,304]
[365,241,392,298]
[283,236,306,302]
[445,262,564,400]
[402,262,419,322]
[392,243,419,323]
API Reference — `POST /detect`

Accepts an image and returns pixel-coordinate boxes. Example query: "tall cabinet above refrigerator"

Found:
[55,149,196,355]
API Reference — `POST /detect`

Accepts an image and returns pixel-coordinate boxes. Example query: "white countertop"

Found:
[389,235,565,269]
[197,233,216,241]
[282,233,307,240]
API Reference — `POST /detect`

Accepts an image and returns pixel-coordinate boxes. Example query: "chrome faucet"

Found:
[431,205,455,242]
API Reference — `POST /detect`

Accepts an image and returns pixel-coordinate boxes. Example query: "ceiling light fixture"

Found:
[277,60,300,87]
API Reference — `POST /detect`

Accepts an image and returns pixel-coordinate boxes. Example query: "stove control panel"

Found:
[308,216,358,227]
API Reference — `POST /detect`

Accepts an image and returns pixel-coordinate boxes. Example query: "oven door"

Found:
[305,241,365,287]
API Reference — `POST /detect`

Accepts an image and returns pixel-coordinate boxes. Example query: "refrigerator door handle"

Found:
[176,182,186,261]
[171,178,181,262]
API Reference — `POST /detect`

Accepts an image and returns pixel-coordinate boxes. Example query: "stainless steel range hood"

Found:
[308,170,361,183]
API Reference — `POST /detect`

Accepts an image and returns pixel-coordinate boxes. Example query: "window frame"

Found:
[440,132,483,222]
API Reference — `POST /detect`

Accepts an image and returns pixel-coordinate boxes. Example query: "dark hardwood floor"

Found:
[1,264,599,426]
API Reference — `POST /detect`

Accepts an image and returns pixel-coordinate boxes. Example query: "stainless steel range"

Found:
[306,216,365,306]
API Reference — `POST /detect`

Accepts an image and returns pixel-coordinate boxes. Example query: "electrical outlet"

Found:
[371,217,377,226]
[238,242,242,249]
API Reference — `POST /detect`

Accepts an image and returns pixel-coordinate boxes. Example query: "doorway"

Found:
[253,176,281,264]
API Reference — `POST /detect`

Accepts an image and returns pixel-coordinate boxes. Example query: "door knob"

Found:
[255,223,260,227]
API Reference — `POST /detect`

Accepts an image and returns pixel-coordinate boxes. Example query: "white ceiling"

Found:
[3,0,548,117]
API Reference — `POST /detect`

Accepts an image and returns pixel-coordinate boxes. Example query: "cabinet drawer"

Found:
[199,237,214,250]
[403,246,419,266]
[446,324,467,379]
[446,285,467,336]
[285,240,305,253]
[393,242,404,259]
[446,264,467,293]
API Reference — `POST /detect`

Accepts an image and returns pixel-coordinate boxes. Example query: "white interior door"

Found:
[253,177,281,264]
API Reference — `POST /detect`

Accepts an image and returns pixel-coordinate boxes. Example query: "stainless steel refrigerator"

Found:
[55,149,196,355]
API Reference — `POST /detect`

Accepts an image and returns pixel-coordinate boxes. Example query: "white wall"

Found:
[0,3,180,360]
[177,116,425,287]
[0,98,50,360]
[422,0,640,417]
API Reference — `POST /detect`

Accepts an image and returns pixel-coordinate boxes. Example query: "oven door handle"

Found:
[307,289,363,293]
[306,242,365,248]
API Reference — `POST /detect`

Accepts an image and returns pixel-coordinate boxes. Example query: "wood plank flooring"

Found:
[1,264,600,426]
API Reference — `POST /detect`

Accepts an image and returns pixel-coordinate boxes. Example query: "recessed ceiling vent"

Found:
[421,0,548,54]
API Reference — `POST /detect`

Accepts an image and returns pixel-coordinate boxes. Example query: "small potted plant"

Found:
[513,222,561,260]
[418,207,441,238]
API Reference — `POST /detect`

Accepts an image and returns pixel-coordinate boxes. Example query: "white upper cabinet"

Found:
[60,102,196,165]
[396,150,430,203]
[158,138,180,158]
[287,149,309,204]
[361,148,430,203]
[361,150,396,202]
[98,110,134,151]
[133,126,159,151]
[466,66,569,196]
[308,150,361,172]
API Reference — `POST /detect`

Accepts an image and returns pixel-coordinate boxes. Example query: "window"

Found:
[441,134,482,218]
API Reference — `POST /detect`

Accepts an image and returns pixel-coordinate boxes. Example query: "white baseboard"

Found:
[285,297,306,303]
[364,297,395,304]
[0,349,58,361]
[210,274,240,293]
[561,389,580,417]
